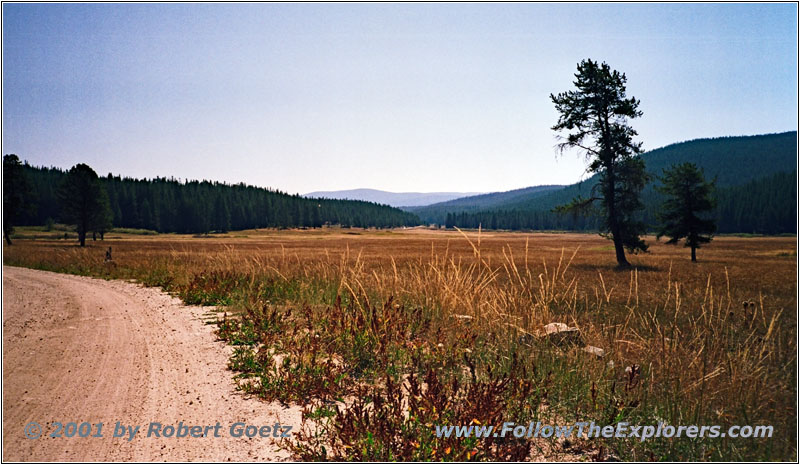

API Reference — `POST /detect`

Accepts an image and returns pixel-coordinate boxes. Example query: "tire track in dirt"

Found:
[3,266,301,461]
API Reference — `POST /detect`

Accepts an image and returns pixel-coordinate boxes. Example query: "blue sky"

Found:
[3,3,797,194]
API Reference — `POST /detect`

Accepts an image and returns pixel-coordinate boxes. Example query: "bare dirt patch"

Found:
[2,266,301,461]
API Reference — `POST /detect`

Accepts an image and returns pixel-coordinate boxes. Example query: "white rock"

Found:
[543,322,583,346]
[583,345,605,359]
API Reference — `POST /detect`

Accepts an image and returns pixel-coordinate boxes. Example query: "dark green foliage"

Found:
[19,163,420,233]
[410,185,564,224]
[417,132,796,225]
[538,132,795,216]
[441,133,796,235]
[550,59,648,266]
[440,171,796,236]
[656,163,717,262]
[3,154,33,245]
[714,171,796,234]
[641,131,796,187]
[444,208,600,231]
[93,187,114,240]
[604,157,649,254]
[57,164,111,247]
[212,195,232,233]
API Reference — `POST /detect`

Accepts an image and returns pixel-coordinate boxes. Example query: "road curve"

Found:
[2,266,301,461]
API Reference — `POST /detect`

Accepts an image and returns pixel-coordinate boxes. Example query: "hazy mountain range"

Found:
[303,188,483,208]
[409,131,796,234]
[305,131,797,230]
[409,131,797,222]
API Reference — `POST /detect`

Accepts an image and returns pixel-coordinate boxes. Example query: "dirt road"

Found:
[2,266,301,461]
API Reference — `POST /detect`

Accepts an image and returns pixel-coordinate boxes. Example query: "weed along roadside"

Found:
[3,229,795,461]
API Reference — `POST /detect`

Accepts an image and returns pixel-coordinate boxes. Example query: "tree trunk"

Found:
[92,231,97,241]
[691,246,697,262]
[4,229,12,246]
[612,234,630,268]
[78,230,86,247]
[605,164,629,268]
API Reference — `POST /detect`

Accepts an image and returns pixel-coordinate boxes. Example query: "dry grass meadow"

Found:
[4,227,797,461]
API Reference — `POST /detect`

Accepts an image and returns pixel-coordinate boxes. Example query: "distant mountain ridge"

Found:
[303,188,483,208]
[406,185,565,222]
[413,131,797,229]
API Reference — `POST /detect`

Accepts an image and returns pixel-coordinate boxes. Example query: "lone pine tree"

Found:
[550,59,649,267]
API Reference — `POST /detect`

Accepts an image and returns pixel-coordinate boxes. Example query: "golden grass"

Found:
[4,227,797,460]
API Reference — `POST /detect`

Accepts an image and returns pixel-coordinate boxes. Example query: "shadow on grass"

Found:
[571,262,661,273]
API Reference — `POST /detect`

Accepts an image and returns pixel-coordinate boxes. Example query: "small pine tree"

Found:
[657,162,717,262]
[92,188,114,240]
[58,164,106,247]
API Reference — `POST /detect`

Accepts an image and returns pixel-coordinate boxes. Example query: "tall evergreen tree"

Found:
[550,59,648,267]
[3,154,33,245]
[92,187,114,240]
[58,164,106,246]
[656,162,717,262]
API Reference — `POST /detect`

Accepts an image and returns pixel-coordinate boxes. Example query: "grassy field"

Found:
[4,227,796,461]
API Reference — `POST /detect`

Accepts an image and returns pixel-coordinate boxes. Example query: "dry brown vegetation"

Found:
[4,227,796,461]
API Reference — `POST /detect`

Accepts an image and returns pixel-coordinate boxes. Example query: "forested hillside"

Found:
[445,171,796,234]
[12,132,794,235]
[641,131,795,186]
[407,185,563,222]
[714,171,796,234]
[440,132,797,234]
[18,165,421,233]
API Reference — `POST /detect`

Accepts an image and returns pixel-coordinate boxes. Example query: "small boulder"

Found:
[583,345,605,359]
[543,322,583,346]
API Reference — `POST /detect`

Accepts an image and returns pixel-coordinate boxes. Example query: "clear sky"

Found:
[3,3,797,194]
